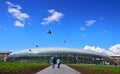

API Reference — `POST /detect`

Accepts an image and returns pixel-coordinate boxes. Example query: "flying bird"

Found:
[36,45,39,47]
[47,30,52,34]
[64,41,66,43]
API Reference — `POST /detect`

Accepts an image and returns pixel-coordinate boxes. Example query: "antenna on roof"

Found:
[29,49,32,51]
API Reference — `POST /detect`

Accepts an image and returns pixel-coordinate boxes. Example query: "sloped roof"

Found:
[8,47,110,58]
[0,51,12,54]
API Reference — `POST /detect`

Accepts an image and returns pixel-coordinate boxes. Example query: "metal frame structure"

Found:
[7,47,111,64]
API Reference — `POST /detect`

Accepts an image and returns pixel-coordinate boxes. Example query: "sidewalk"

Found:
[36,64,80,74]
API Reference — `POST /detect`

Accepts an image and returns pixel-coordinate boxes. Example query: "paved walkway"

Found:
[36,64,80,74]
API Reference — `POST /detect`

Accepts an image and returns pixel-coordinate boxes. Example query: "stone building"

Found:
[110,56,120,65]
[0,51,12,62]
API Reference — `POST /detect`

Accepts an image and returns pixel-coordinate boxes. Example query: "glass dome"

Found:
[7,47,111,64]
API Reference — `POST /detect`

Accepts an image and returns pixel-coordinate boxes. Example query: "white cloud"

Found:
[85,20,96,26]
[6,1,21,10]
[109,44,120,56]
[83,44,120,56]
[80,26,85,31]
[14,21,24,27]
[84,45,106,53]
[103,30,107,32]
[100,17,105,20]
[41,9,63,25]
[4,27,9,30]
[6,1,29,27]
[82,34,86,37]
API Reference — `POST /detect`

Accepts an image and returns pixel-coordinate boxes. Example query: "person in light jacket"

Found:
[57,58,61,68]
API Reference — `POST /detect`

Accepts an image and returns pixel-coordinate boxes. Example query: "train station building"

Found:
[7,47,111,64]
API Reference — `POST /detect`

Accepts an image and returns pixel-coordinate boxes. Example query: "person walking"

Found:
[57,58,61,68]
[51,57,56,68]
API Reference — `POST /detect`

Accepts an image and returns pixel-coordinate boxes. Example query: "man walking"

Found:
[51,57,56,68]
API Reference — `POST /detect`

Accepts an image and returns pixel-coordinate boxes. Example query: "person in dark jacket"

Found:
[52,57,56,68]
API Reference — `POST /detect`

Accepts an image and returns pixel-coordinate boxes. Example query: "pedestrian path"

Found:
[36,64,80,74]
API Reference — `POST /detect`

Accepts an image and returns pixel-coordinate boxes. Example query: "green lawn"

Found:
[0,62,49,74]
[69,64,120,74]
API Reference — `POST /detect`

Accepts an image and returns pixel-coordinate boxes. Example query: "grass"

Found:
[69,64,120,74]
[0,62,49,74]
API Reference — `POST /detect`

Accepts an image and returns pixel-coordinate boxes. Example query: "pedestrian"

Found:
[115,63,117,66]
[57,58,61,68]
[51,57,56,68]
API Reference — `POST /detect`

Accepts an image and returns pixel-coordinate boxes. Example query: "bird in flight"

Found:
[64,41,66,43]
[36,45,39,47]
[47,30,52,34]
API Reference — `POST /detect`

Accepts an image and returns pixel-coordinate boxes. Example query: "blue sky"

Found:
[0,0,120,55]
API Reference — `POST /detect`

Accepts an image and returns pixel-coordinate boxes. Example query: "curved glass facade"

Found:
[7,47,111,64]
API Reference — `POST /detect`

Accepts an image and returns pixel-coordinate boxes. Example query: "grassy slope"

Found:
[69,64,120,74]
[0,62,49,74]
